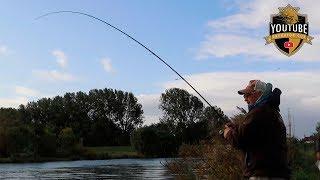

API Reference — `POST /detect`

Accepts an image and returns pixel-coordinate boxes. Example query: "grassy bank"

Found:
[0,146,142,163]
[83,146,140,159]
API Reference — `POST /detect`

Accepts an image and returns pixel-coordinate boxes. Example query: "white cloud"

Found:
[0,45,8,55]
[208,0,320,31]
[207,0,289,31]
[140,71,320,137]
[0,97,28,108]
[101,58,115,73]
[301,96,320,108]
[52,50,68,68]
[198,0,320,61]
[137,94,161,125]
[15,86,40,97]
[198,33,320,61]
[32,70,76,82]
[197,34,281,59]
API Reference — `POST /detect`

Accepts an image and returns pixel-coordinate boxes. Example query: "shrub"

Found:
[131,125,178,157]
[165,137,243,179]
[58,127,77,156]
[38,128,56,157]
[6,126,33,156]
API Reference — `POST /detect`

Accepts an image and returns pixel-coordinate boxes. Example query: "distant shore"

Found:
[0,146,144,163]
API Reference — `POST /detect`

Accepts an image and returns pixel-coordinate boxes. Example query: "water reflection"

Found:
[0,159,174,179]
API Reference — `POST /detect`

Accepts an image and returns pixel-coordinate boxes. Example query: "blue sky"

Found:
[1,0,320,138]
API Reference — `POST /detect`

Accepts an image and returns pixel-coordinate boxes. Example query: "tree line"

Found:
[0,87,228,159]
[0,88,143,158]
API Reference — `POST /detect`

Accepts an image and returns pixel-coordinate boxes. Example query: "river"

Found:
[0,158,175,179]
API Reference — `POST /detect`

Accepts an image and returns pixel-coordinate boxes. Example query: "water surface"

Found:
[0,158,174,179]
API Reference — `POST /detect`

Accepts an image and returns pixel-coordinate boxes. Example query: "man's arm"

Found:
[224,113,263,150]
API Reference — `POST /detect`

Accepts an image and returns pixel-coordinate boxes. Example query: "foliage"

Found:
[159,88,228,145]
[131,124,178,157]
[37,127,56,157]
[165,137,244,180]
[316,122,320,135]
[0,87,143,159]
[159,88,204,135]
[19,88,143,147]
[6,126,33,155]
[287,137,319,179]
[85,118,121,146]
[58,127,77,156]
[165,112,244,179]
[84,146,138,158]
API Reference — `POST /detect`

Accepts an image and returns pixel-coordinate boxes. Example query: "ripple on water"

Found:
[0,158,175,179]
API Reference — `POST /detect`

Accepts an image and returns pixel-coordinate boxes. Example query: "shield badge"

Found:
[265,4,313,57]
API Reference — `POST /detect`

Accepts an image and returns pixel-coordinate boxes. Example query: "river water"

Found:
[0,158,175,179]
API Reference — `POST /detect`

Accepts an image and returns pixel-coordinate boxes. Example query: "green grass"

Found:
[84,146,139,158]
[0,146,140,163]
[0,157,11,163]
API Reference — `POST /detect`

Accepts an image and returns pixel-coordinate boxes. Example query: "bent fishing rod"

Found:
[36,11,225,119]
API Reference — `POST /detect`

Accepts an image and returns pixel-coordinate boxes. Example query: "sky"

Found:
[1,0,320,138]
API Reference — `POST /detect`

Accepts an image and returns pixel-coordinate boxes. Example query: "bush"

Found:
[165,113,245,179]
[165,137,244,179]
[38,128,57,157]
[6,126,33,156]
[131,125,178,157]
[58,127,77,156]
[80,148,97,159]
[182,120,210,144]
[0,127,7,157]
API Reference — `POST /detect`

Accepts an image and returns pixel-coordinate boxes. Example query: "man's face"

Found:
[243,91,262,105]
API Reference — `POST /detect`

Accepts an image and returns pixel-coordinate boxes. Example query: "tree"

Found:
[202,106,229,135]
[316,122,320,135]
[6,126,33,156]
[37,127,56,157]
[58,127,77,156]
[113,90,143,135]
[131,124,178,157]
[17,87,143,148]
[159,88,204,139]
[87,88,143,145]
[86,118,120,146]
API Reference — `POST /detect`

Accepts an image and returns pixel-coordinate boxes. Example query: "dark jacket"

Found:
[226,89,290,178]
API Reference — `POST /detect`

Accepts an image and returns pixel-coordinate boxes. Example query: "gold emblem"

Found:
[265,4,313,57]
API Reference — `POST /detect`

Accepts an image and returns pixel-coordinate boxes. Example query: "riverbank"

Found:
[0,146,144,163]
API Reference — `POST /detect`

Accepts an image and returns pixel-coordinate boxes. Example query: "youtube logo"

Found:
[284,41,294,48]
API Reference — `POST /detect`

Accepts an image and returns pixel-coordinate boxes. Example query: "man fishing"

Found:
[224,80,290,179]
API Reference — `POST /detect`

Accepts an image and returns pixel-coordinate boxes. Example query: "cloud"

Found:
[137,94,161,125]
[198,0,320,61]
[32,70,76,82]
[198,33,320,61]
[197,34,281,59]
[0,97,28,108]
[0,45,8,55]
[52,50,68,68]
[140,71,320,137]
[207,0,288,31]
[208,0,320,32]
[15,86,40,97]
[101,58,115,73]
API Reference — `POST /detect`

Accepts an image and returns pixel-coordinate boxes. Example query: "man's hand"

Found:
[223,124,232,138]
[316,152,320,160]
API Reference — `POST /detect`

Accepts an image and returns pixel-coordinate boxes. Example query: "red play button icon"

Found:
[284,41,294,48]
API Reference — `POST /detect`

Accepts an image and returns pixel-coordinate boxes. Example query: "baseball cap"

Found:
[238,80,266,95]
